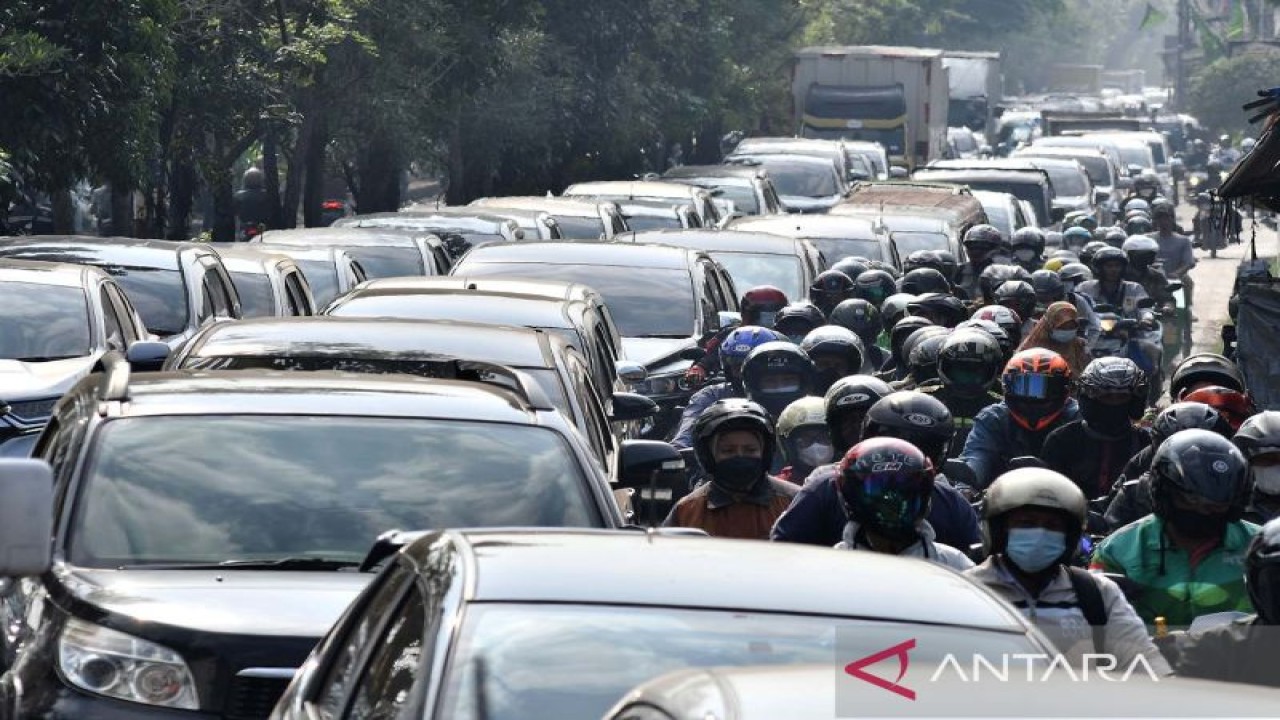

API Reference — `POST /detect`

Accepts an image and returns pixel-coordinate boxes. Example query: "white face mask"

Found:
[1014,248,1038,262]
[1254,465,1280,495]
[798,442,833,468]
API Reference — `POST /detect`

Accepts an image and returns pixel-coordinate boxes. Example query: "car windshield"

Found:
[552,216,606,240]
[440,604,1041,720]
[1040,166,1088,196]
[1112,144,1153,169]
[752,159,838,198]
[230,271,275,318]
[460,263,695,337]
[107,266,188,336]
[296,259,341,307]
[0,282,91,360]
[68,416,597,567]
[624,214,682,232]
[806,237,883,263]
[980,202,1013,235]
[677,179,758,214]
[953,180,1048,225]
[891,232,950,257]
[710,252,803,301]
[344,247,426,279]
[1028,154,1111,187]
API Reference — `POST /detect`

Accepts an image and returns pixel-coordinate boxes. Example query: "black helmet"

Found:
[837,437,934,541]
[800,326,865,393]
[1171,353,1245,399]
[907,332,949,386]
[809,270,857,316]
[880,293,917,330]
[825,375,895,453]
[1030,269,1066,308]
[979,264,1024,304]
[742,341,817,418]
[937,328,1003,395]
[1090,246,1128,275]
[1125,215,1154,236]
[865,259,901,279]
[852,269,897,308]
[1152,402,1230,446]
[829,258,870,284]
[773,302,827,343]
[1150,198,1176,219]
[934,249,960,283]
[963,224,1006,256]
[862,391,955,467]
[994,280,1037,323]
[1078,357,1148,424]
[903,250,943,275]
[899,267,951,296]
[1233,411,1280,459]
[829,298,882,349]
[955,319,1013,363]
[900,325,949,371]
[1134,171,1160,196]
[1058,262,1092,292]
[889,316,935,367]
[242,167,265,190]
[906,292,967,328]
[692,398,776,491]
[739,286,789,328]
[1150,429,1249,525]
[1246,517,1280,624]
[1079,240,1109,267]
[1010,227,1046,264]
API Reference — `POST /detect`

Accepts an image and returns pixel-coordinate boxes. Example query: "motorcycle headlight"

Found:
[59,617,199,710]
[1189,176,1202,188]
[634,372,690,396]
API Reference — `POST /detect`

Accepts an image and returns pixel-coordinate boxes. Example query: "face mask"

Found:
[1080,396,1133,436]
[712,455,765,494]
[1163,505,1229,541]
[1050,329,1076,343]
[1252,465,1280,495]
[798,442,833,468]
[1005,527,1067,573]
[1014,248,1038,263]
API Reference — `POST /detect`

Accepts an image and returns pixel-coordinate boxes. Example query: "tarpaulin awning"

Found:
[1233,276,1280,410]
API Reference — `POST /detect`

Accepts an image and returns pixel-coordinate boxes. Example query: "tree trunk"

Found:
[302,114,328,227]
[167,158,196,240]
[357,130,402,213]
[446,108,465,205]
[210,168,236,243]
[51,188,75,235]
[110,185,133,238]
[263,125,283,229]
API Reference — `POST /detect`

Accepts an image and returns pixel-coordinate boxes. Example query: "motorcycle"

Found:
[1160,282,1188,378]
[1093,302,1164,404]
[1192,192,1237,258]
[240,221,266,242]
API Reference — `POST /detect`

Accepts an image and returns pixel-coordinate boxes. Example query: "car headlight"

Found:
[634,372,690,397]
[58,617,199,710]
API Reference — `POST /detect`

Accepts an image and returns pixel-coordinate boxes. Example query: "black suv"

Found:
[0,355,629,719]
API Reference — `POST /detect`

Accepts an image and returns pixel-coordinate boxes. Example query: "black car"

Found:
[207,244,317,317]
[0,236,240,347]
[257,227,451,279]
[0,260,151,456]
[271,528,1052,720]
[662,164,785,217]
[165,317,656,476]
[249,244,367,309]
[449,241,739,439]
[0,356,630,719]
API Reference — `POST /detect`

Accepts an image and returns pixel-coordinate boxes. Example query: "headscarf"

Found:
[1018,301,1089,377]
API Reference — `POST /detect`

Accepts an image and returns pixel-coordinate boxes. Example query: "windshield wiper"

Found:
[14,355,81,362]
[634,333,690,339]
[119,557,361,571]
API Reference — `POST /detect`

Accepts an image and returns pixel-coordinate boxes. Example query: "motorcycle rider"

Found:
[1092,429,1261,626]
[808,270,857,318]
[979,264,1030,306]
[685,285,789,386]
[1171,352,1247,400]
[664,399,799,539]
[799,326,865,395]
[1184,385,1257,432]
[829,299,889,371]
[994,280,1038,336]
[1061,226,1093,254]
[1033,268,1100,348]
[1017,301,1090,377]
[957,349,1080,491]
[898,267,952,296]
[775,397,832,485]
[1010,227,1047,273]
[1042,357,1152,499]
[971,304,1024,350]
[879,293,916,335]
[966,468,1171,672]
[1122,235,1176,313]
[234,167,272,236]
[878,316,935,382]
[772,302,826,344]
[1176,517,1280,687]
[834,438,973,569]
[741,341,818,421]
[893,331,950,392]
[1121,171,1161,213]
[1077,247,1160,374]
[671,325,783,449]
[1152,201,1196,314]
[1234,412,1280,525]
[956,224,1008,299]
[771,387,980,550]
[917,328,1005,456]
[851,269,898,308]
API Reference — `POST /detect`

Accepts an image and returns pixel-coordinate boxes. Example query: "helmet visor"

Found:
[1005,373,1070,401]
[852,472,932,536]
[944,360,993,388]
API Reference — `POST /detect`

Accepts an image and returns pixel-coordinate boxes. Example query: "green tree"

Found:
[1188,48,1280,136]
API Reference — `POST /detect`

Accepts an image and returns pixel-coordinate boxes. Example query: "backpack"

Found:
[1066,566,1108,653]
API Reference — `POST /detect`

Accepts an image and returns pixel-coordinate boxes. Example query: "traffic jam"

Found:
[3,32,1280,720]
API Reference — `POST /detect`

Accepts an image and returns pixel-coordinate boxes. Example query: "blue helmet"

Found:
[719,326,785,381]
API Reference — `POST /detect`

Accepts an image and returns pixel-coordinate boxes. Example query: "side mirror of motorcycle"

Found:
[1166,282,1183,293]
[942,458,978,488]
[1136,297,1156,310]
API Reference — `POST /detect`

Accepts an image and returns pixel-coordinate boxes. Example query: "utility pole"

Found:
[1176,0,1190,111]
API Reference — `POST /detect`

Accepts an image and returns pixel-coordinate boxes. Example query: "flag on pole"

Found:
[1227,0,1249,39]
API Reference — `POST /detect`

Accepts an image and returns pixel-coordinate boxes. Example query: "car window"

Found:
[564,352,610,465]
[98,287,127,351]
[0,282,92,360]
[344,581,428,719]
[230,271,276,318]
[288,270,316,316]
[347,247,427,279]
[101,266,188,337]
[295,259,341,308]
[103,283,141,344]
[211,266,240,318]
[806,237,884,263]
[709,252,802,303]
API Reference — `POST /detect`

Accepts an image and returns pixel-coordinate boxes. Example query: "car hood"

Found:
[64,567,373,637]
[0,356,97,401]
[779,195,842,213]
[622,337,696,373]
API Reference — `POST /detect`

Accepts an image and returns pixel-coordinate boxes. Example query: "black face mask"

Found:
[1163,505,1230,541]
[815,368,843,395]
[1079,396,1133,437]
[712,455,766,494]
[1252,565,1280,625]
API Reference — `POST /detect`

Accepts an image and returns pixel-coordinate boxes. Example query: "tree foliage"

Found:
[1188,49,1280,136]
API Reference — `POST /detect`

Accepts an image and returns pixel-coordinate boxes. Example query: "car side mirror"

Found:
[616,361,648,384]
[610,392,659,423]
[0,460,53,577]
[1051,207,1067,224]
[889,167,909,179]
[716,311,742,331]
[619,440,688,527]
[126,340,170,372]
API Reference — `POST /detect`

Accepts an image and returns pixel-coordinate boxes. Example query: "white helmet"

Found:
[981,468,1086,559]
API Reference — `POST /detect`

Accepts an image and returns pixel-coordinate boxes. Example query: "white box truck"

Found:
[792,45,949,170]
[941,50,1002,143]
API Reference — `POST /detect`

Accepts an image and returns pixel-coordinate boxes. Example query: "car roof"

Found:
[207,244,293,272]
[1016,145,1109,158]
[564,181,701,199]
[468,196,611,218]
[115,370,541,423]
[621,229,801,254]
[356,276,597,303]
[914,168,1050,185]
[729,154,837,169]
[663,164,764,181]
[185,317,559,370]
[0,236,202,269]
[970,190,1020,208]
[332,286,584,330]
[259,227,429,248]
[728,215,879,238]
[0,258,98,287]
[434,529,1025,630]
[458,241,696,269]
[336,213,516,234]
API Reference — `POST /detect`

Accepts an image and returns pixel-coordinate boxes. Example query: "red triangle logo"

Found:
[843,638,917,701]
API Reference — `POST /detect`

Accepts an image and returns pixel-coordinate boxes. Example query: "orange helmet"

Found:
[1183,385,1256,431]
[1001,349,1074,432]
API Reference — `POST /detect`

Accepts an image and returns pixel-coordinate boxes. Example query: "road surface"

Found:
[1180,203,1278,356]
